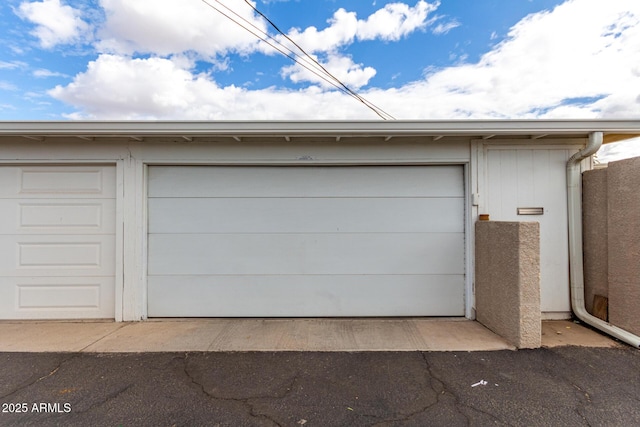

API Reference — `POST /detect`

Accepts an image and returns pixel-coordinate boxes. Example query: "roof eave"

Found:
[0,119,639,139]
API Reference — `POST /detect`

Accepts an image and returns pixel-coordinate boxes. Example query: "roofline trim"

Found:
[0,120,639,138]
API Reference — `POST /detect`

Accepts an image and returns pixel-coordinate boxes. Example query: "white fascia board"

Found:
[1,119,639,138]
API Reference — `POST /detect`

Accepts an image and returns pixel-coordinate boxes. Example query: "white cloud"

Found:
[96,0,267,58]
[273,1,438,55]
[275,8,358,54]
[47,54,376,120]
[47,1,439,116]
[0,60,28,70]
[33,68,68,78]
[372,0,640,119]
[0,81,19,91]
[0,80,18,91]
[49,0,640,122]
[269,1,437,87]
[281,54,377,89]
[49,54,208,118]
[431,19,460,35]
[356,0,438,41]
[18,0,90,48]
[597,138,640,163]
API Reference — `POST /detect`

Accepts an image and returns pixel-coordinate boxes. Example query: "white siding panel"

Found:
[148,166,464,198]
[149,197,463,234]
[148,233,464,276]
[148,275,465,317]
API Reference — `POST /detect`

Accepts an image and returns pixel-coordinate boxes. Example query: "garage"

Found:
[147,165,465,317]
[0,165,116,319]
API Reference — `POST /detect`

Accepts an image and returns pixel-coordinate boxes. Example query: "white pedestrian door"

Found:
[147,166,465,317]
[483,147,577,315]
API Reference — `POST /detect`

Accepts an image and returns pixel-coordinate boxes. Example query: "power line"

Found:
[202,0,368,102]
[199,0,348,94]
[242,0,395,120]
[200,0,395,120]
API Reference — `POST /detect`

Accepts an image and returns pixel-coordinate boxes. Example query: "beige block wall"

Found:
[607,156,640,336]
[475,221,541,349]
[582,168,608,314]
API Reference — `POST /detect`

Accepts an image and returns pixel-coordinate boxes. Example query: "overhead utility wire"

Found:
[202,0,376,114]
[200,0,346,95]
[200,0,395,120]
[242,0,395,120]
[204,0,333,83]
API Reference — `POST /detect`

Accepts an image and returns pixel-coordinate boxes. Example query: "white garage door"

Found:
[0,166,116,319]
[147,166,465,317]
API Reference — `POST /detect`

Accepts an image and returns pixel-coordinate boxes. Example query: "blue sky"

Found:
[0,0,639,159]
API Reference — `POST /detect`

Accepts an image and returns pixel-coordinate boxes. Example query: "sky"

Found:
[0,0,639,161]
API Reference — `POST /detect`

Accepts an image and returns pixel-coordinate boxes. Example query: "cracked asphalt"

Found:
[1,347,640,426]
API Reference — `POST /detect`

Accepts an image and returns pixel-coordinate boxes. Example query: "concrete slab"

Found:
[81,318,515,352]
[413,319,516,351]
[84,320,226,352]
[207,319,292,351]
[200,318,514,352]
[276,319,358,351]
[541,320,621,348]
[0,318,622,352]
[0,321,124,352]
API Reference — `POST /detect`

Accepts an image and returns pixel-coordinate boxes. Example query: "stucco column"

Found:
[475,221,541,349]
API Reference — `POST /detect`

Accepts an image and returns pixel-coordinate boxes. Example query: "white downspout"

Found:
[567,131,640,348]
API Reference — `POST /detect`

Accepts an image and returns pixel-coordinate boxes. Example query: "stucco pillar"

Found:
[475,221,541,349]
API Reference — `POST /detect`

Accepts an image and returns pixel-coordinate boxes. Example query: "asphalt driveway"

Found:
[1,346,640,426]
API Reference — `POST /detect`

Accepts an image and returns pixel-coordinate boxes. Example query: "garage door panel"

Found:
[149,166,464,198]
[0,166,116,198]
[149,233,463,276]
[149,197,464,234]
[0,199,116,234]
[148,275,465,317]
[0,277,114,319]
[0,235,115,276]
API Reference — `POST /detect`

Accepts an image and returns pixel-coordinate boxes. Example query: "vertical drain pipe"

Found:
[567,131,640,348]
